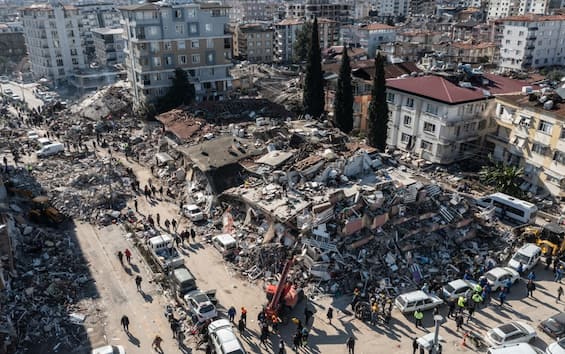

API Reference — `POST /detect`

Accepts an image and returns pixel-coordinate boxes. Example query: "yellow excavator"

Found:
[522,223,565,256]
[29,196,65,225]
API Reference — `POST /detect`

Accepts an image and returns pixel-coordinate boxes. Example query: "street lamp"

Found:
[432,315,443,354]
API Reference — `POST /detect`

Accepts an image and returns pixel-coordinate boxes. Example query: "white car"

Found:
[91,345,125,354]
[442,279,478,301]
[482,267,520,291]
[508,243,542,272]
[208,319,247,354]
[394,290,443,313]
[547,338,565,354]
[485,322,537,347]
[27,131,39,140]
[487,343,544,354]
[182,204,204,221]
[184,289,217,322]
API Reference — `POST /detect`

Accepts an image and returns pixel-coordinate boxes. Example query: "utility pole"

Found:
[432,314,443,354]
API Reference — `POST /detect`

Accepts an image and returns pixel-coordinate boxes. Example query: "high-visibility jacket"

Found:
[472,293,483,303]
[474,284,483,293]
[457,296,466,308]
[414,311,423,320]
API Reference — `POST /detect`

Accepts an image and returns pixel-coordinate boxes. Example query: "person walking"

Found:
[238,317,246,334]
[527,271,536,281]
[326,307,333,324]
[278,337,285,354]
[527,279,536,298]
[455,313,464,332]
[558,286,564,303]
[467,305,475,323]
[164,219,170,231]
[414,309,424,328]
[117,251,124,265]
[555,266,564,283]
[304,305,313,325]
[191,228,196,242]
[498,290,507,307]
[134,199,138,212]
[260,323,269,349]
[346,336,355,354]
[412,337,419,354]
[156,213,161,226]
[135,275,142,292]
[172,219,177,232]
[293,331,302,351]
[152,335,163,353]
[241,307,247,325]
[3,156,7,172]
[120,315,130,332]
[124,249,132,263]
[447,299,455,319]
[228,306,236,322]
[271,314,281,333]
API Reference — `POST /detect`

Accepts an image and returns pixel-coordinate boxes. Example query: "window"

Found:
[191,40,199,48]
[554,151,565,164]
[403,115,411,126]
[192,54,200,63]
[189,23,198,34]
[177,40,186,50]
[207,52,214,64]
[207,39,214,48]
[425,103,438,115]
[178,55,187,64]
[532,143,549,155]
[72,58,78,65]
[401,133,411,143]
[538,120,553,134]
[421,140,433,151]
[153,57,161,66]
[406,97,414,108]
[175,9,182,18]
[187,9,196,18]
[165,56,173,65]
[150,42,159,52]
[164,41,172,50]
[463,122,476,132]
[148,26,158,36]
[423,122,436,134]
[205,23,212,32]
[386,92,395,103]
[175,24,184,34]
[478,120,487,130]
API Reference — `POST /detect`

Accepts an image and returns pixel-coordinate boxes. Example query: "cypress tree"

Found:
[333,46,353,133]
[367,53,389,151]
[302,17,325,118]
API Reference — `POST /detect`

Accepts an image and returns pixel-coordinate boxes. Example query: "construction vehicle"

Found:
[522,223,565,256]
[29,196,65,225]
[264,257,303,323]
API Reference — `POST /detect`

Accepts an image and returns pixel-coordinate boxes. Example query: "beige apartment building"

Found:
[233,23,274,63]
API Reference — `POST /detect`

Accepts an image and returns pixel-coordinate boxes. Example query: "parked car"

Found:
[487,343,544,354]
[184,289,217,322]
[182,204,204,221]
[485,322,537,347]
[3,88,13,96]
[394,290,443,314]
[441,279,477,301]
[212,234,238,259]
[539,312,565,339]
[208,319,246,354]
[27,130,39,140]
[91,345,125,354]
[481,267,520,291]
[508,243,542,272]
[36,143,64,158]
[147,234,184,271]
[546,338,565,354]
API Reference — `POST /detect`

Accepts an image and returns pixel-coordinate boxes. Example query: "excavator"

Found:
[29,196,65,225]
[264,257,303,324]
[522,223,565,256]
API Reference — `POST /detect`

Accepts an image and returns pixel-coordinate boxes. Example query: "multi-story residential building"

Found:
[487,93,565,198]
[409,0,436,17]
[433,40,497,64]
[227,0,277,22]
[0,23,25,75]
[375,0,410,17]
[285,0,351,23]
[274,17,339,63]
[77,2,123,61]
[119,2,233,106]
[233,23,274,63]
[359,23,396,58]
[496,14,565,72]
[92,28,125,66]
[487,0,549,20]
[21,3,87,83]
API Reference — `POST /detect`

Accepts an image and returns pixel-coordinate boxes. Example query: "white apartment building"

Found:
[385,73,530,164]
[375,0,410,17]
[77,2,123,61]
[21,3,86,82]
[496,14,565,71]
[226,0,277,22]
[487,93,565,198]
[487,0,548,20]
[285,0,351,23]
[119,2,233,106]
[359,23,396,58]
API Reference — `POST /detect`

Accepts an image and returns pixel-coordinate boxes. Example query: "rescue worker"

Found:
[414,309,424,328]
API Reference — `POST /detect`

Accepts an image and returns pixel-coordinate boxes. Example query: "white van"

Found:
[488,343,544,354]
[148,234,184,270]
[208,319,246,354]
[394,290,443,313]
[508,243,542,272]
[37,137,52,147]
[36,143,64,158]
[212,234,238,259]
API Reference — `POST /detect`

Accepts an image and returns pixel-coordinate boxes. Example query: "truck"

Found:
[522,223,565,256]
[28,196,65,225]
[147,234,184,271]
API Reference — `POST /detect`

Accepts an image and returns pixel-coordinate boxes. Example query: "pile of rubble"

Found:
[0,216,99,353]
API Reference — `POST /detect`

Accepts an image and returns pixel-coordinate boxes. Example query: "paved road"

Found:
[0,81,43,109]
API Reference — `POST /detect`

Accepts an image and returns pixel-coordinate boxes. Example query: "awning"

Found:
[545,169,565,181]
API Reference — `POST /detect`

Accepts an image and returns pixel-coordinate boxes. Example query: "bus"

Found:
[476,192,537,224]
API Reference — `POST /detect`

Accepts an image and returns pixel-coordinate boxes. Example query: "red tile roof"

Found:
[361,23,396,31]
[386,73,531,104]
[495,14,565,23]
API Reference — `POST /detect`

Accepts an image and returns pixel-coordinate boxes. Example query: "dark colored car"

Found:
[540,312,565,339]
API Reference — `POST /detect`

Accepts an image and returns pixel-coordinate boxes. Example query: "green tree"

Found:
[366,53,389,150]
[479,161,524,197]
[293,21,313,63]
[333,46,353,133]
[157,68,195,113]
[303,17,325,118]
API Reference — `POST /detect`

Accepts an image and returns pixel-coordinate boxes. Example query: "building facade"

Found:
[233,23,274,63]
[227,0,278,22]
[487,93,565,198]
[77,2,123,61]
[359,23,396,58]
[496,15,565,72]
[375,0,410,17]
[487,0,549,20]
[92,28,125,66]
[21,3,87,82]
[119,2,233,106]
[0,24,26,75]
[285,0,350,23]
